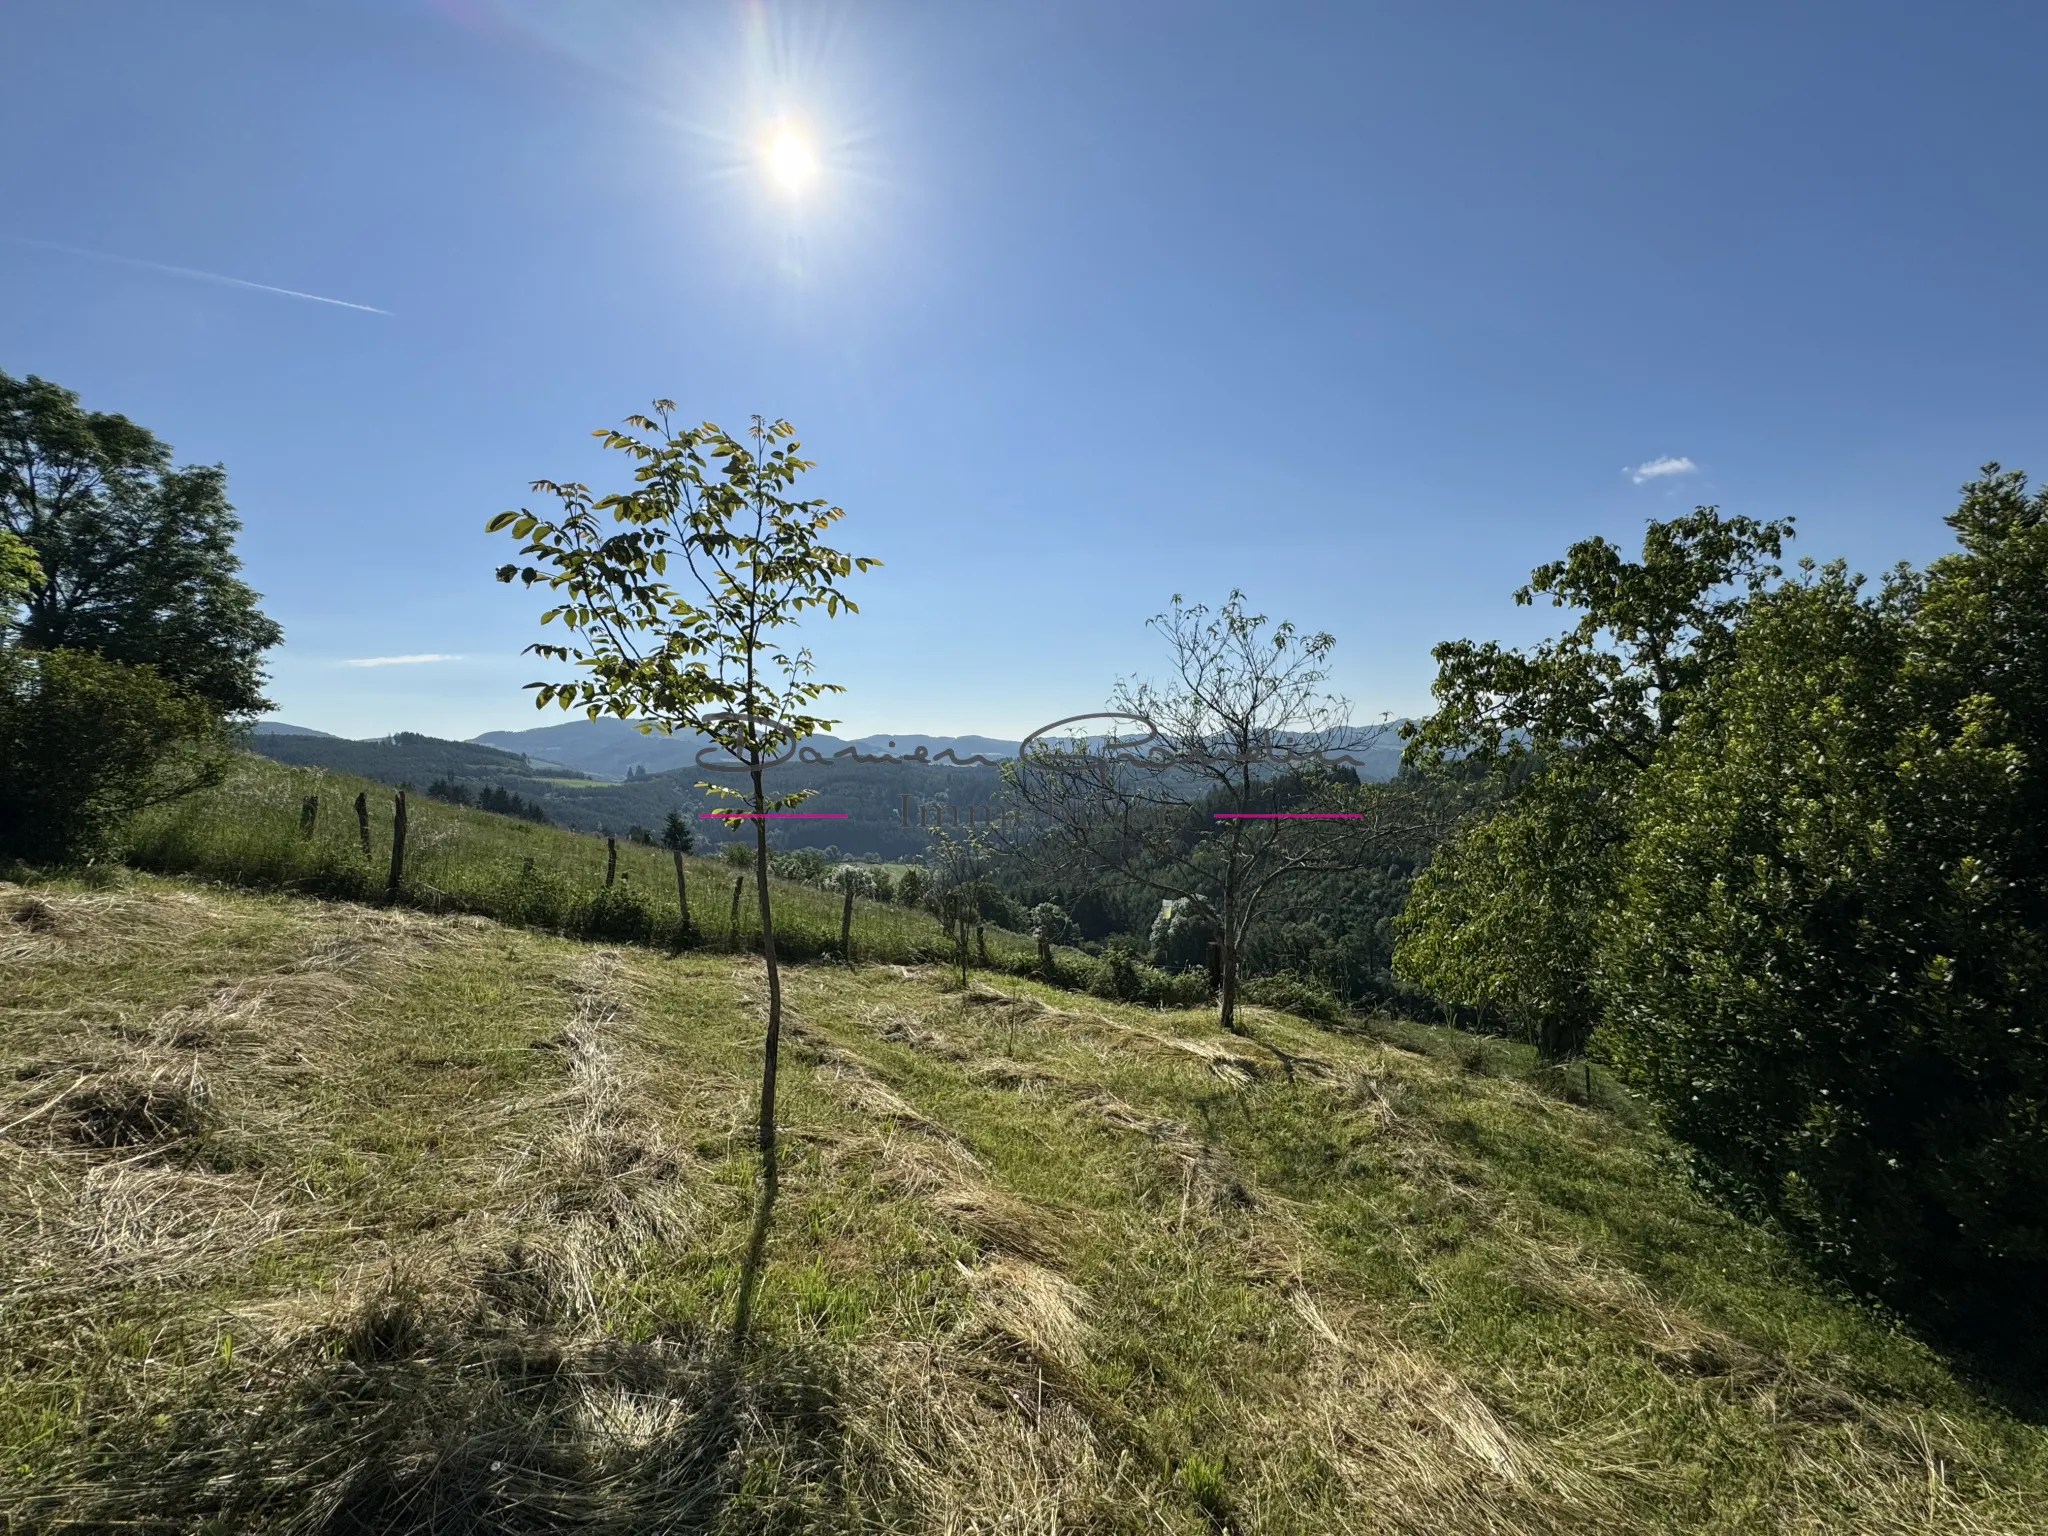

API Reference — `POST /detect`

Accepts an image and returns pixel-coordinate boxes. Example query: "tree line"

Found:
[1393,483,2048,1370]
[1,371,277,862]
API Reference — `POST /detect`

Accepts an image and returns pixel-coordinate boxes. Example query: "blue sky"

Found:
[6,0,2046,740]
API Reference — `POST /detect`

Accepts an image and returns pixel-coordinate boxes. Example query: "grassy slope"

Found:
[122,753,1040,972]
[4,871,2045,1533]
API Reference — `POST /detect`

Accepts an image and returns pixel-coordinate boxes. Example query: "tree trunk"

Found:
[605,837,618,888]
[672,848,690,947]
[840,882,854,965]
[751,767,783,1162]
[1535,1014,1579,1065]
[1218,932,1241,1035]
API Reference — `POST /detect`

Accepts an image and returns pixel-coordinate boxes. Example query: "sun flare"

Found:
[765,125,817,193]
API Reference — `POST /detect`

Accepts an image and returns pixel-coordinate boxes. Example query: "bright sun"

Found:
[765,126,817,193]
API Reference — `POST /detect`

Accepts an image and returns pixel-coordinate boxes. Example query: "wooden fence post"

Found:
[299,795,319,838]
[386,792,407,900]
[840,882,855,965]
[354,792,371,857]
[1036,925,1053,980]
[729,874,745,943]
[671,849,691,947]
[976,923,988,967]
[605,837,618,888]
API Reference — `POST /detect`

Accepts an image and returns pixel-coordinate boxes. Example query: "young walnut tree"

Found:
[1013,591,1397,1034]
[488,407,877,1166]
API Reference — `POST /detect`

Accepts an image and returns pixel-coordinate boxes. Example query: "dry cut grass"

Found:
[3,873,2046,1534]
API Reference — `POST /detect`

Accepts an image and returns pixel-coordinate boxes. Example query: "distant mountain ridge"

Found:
[246,721,1405,859]
[470,719,1022,781]
[262,716,1402,784]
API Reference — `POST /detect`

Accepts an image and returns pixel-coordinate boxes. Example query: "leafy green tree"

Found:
[0,371,281,714]
[894,867,929,910]
[1395,758,1620,1058]
[0,648,228,862]
[1405,507,1793,775]
[1601,473,2048,1353]
[489,407,875,1169]
[1398,509,1790,1057]
[0,529,40,612]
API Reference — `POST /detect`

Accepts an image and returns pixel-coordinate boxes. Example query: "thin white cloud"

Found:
[6,235,391,314]
[341,654,463,668]
[1629,455,1698,484]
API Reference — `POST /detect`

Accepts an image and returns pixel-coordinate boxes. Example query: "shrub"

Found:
[0,647,226,863]
[895,868,930,910]
[574,881,656,944]
[1240,969,1345,1024]
[1080,943,1208,1009]
[1090,945,1142,1002]
[826,863,875,897]
[1029,901,1080,946]
[772,848,827,884]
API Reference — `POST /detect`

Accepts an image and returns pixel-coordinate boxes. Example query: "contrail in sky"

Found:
[4,235,391,315]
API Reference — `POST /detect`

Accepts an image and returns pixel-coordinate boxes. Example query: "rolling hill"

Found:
[242,731,1010,858]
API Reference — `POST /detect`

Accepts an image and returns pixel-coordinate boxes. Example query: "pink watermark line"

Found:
[697,811,848,819]
[1211,812,1362,819]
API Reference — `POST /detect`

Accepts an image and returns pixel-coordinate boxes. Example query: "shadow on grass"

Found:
[730,1150,781,1351]
[21,1153,852,1535]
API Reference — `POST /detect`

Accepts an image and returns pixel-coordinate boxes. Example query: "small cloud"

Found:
[1629,455,1698,484]
[341,654,462,668]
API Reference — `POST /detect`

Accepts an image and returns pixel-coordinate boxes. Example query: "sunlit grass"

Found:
[4,871,2044,1531]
